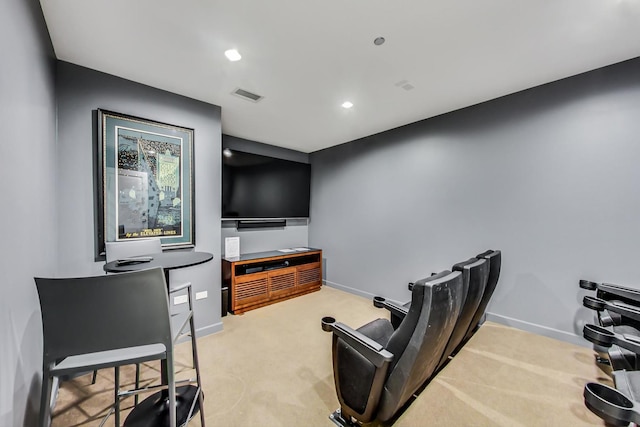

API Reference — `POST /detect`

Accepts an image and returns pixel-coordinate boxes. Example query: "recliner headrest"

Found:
[452,257,478,271]
[412,270,451,288]
[476,249,500,260]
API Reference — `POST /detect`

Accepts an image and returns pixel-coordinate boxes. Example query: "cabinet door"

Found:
[296,262,322,291]
[234,272,269,310]
[268,267,297,299]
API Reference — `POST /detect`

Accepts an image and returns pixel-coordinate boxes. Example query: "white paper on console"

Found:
[225,237,240,258]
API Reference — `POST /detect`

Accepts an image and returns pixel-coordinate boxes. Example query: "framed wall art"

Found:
[96,109,195,257]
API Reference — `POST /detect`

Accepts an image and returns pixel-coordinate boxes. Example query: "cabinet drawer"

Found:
[268,267,297,298]
[297,262,322,289]
[234,272,269,308]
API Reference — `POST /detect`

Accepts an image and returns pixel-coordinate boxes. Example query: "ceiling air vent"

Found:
[395,79,415,91]
[232,88,264,102]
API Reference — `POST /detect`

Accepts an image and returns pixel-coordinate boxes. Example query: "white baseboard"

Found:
[485,313,589,348]
[196,321,223,337]
[323,279,378,300]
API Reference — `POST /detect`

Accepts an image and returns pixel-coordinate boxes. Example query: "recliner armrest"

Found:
[600,283,640,304]
[382,300,409,322]
[583,324,640,355]
[371,297,410,329]
[331,321,395,423]
[611,302,640,323]
[581,279,640,305]
[584,296,640,323]
[332,322,394,368]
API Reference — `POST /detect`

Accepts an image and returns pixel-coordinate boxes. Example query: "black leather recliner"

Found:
[462,249,501,343]
[580,280,640,372]
[323,270,464,426]
[582,322,640,426]
[581,280,640,330]
[437,257,488,369]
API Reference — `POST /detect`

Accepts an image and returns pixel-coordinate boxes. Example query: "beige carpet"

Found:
[52,286,610,426]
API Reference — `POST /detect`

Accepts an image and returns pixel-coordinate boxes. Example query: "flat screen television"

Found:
[222,149,311,219]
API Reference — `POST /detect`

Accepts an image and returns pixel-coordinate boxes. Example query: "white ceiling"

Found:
[40,0,640,153]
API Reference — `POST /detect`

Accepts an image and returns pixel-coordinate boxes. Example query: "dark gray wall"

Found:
[0,0,57,425]
[221,135,309,255]
[310,57,640,345]
[223,134,309,163]
[56,62,222,336]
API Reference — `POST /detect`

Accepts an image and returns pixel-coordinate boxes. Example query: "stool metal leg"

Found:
[114,366,120,427]
[38,369,53,427]
[134,363,140,406]
[188,289,206,427]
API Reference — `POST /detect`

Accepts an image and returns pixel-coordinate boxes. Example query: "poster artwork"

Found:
[116,127,183,240]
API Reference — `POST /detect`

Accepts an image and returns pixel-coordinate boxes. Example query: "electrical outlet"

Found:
[196,291,208,300]
[174,295,188,305]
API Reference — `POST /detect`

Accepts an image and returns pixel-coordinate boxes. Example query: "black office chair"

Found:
[35,267,203,427]
[323,270,464,425]
[462,249,501,342]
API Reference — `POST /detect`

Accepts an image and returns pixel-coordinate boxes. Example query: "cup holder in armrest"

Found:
[584,382,638,426]
[583,324,615,347]
[321,316,336,332]
[583,295,606,311]
[580,279,598,291]
[373,296,386,308]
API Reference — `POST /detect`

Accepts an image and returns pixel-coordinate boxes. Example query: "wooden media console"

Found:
[222,248,323,314]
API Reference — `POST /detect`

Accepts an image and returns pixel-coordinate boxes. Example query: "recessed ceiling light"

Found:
[374,37,385,46]
[223,148,233,157]
[225,49,242,61]
[341,101,354,109]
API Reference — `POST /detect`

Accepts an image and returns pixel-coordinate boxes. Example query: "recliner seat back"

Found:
[376,270,464,421]
[464,249,501,340]
[437,257,488,368]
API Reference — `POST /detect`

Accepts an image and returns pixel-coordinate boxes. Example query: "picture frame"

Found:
[96,109,195,257]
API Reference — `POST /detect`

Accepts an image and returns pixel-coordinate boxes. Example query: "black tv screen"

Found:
[222,149,311,219]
